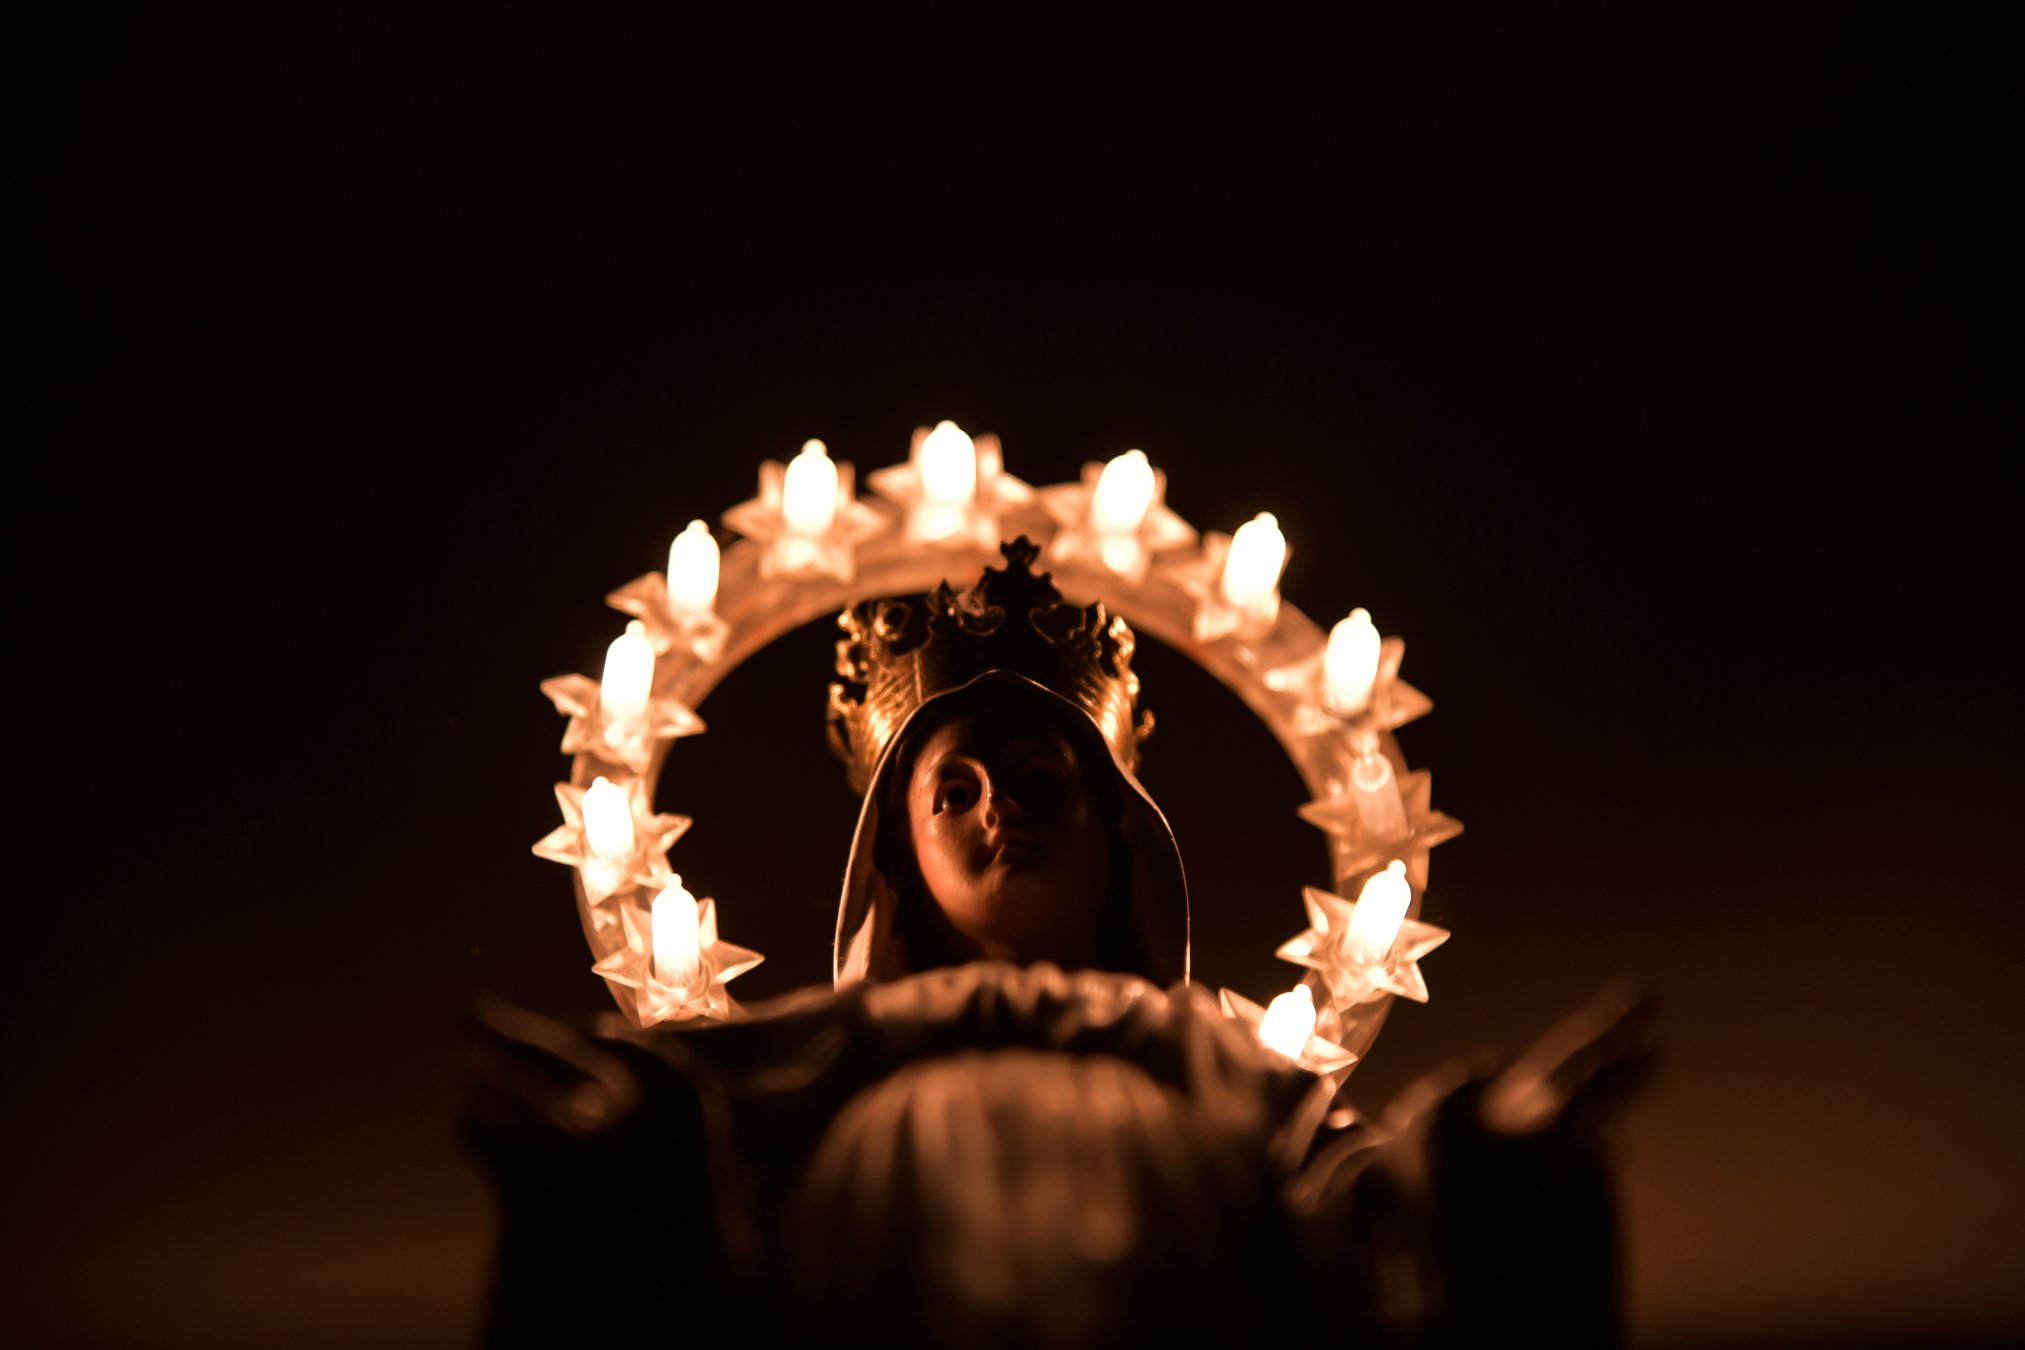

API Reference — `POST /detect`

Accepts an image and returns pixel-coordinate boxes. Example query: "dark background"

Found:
[12,7,2017,1347]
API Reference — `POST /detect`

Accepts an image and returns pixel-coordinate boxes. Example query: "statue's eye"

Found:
[1014,768,1066,805]
[936,780,976,812]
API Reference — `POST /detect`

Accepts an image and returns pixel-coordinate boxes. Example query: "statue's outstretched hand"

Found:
[1290,981,1657,1348]
[459,996,732,1349]
[1412,979,1657,1349]
[458,993,644,1179]
[1478,977,1657,1140]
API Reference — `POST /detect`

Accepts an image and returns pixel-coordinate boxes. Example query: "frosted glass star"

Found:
[866,427,1035,551]
[604,572,731,666]
[1299,769,1465,893]
[1260,633,1432,737]
[538,672,707,776]
[1157,530,1286,643]
[530,779,691,908]
[591,896,765,1025]
[1036,460,1197,584]
[721,455,887,583]
[1218,986,1358,1076]
[1275,884,1450,1006]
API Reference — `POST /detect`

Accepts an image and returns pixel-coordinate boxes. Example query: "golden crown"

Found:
[826,537,1152,793]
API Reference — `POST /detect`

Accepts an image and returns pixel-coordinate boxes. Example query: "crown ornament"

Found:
[826,537,1152,793]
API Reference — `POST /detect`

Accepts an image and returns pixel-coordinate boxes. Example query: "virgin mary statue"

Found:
[464,540,1650,1349]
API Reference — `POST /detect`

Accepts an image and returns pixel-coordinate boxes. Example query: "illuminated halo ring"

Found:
[533,431,1462,1080]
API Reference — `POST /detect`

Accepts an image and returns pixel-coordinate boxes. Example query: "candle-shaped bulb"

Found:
[666,520,720,618]
[600,620,655,735]
[581,776,637,863]
[918,420,978,507]
[1220,512,1287,611]
[1091,449,1156,535]
[651,875,704,991]
[1346,860,1411,965]
[1323,608,1382,716]
[782,439,839,536]
[1258,984,1317,1060]
[1349,738,1409,840]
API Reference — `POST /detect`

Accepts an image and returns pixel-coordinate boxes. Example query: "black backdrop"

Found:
[13,8,2018,1348]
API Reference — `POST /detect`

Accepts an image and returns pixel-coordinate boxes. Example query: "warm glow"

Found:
[1219,512,1287,611]
[652,876,704,990]
[1323,608,1381,715]
[1091,449,1156,535]
[599,620,655,734]
[1347,860,1411,964]
[782,439,840,535]
[1349,738,1408,840]
[666,519,720,617]
[917,420,978,507]
[1258,984,1317,1060]
[581,776,637,862]
[537,418,1462,1036]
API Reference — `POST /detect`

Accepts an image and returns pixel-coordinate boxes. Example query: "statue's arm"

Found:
[458,996,733,1349]
[1290,983,1657,1348]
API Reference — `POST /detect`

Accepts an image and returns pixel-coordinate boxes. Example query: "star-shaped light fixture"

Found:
[866,421,1035,552]
[590,884,764,1025]
[1159,512,1290,643]
[1260,625,1432,738]
[604,520,732,666]
[538,664,706,779]
[1299,766,1464,893]
[1219,984,1358,1076]
[721,438,887,583]
[1275,866,1451,1006]
[530,776,691,913]
[536,419,1468,1067]
[1037,450,1197,584]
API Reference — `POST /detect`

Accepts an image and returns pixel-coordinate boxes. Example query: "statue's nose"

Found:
[980,773,1027,832]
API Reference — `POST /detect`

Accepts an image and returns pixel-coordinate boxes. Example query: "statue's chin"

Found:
[950,877,1108,959]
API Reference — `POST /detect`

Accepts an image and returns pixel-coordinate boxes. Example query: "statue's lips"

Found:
[987,838,1042,867]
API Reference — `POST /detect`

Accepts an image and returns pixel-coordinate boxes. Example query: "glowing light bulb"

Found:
[1346,860,1411,964]
[1220,512,1287,612]
[1258,984,1317,1060]
[1091,449,1156,535]
[782,439,839,535]
[1323,608,1382,716]
[600,620,655,736]
[918,420,978,507]
[652,875,703,990]
[1349,738,1408,840]
[666,520,719,618]
[581,776,637,863]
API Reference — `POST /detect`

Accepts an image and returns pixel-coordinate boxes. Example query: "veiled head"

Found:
[835,672,1189,988]
[881,692,1129,971]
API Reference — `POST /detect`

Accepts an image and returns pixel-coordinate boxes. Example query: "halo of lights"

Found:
[535,428,1462,1083]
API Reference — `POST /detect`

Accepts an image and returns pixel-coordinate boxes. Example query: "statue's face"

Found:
[903,705,1117,967]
